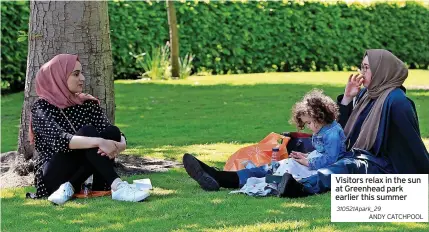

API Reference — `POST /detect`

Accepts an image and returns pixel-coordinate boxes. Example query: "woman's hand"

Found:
[115,140,126,153]
[342,73,364,105]
[97,139,118,159]
[98,137,126,159]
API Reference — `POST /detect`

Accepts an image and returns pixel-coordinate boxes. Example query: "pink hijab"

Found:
[29,54,99,144]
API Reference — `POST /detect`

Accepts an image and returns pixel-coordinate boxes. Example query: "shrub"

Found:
[2,1,429,92]
[135,43,194,80]
[109,1,429,74]
[1,1,30,93]
[179,53,194,79]
[136,43,171,80]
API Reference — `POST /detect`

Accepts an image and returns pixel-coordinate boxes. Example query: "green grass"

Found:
[1,71,429,232]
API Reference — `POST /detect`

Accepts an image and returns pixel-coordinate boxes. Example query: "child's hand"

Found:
[293,156,309,167]
[290,151,309,167]
[290,151,308,159]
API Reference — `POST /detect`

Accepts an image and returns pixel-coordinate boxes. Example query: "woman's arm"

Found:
[117,135,127,152]
[87,100,113,132]
[342,73,364,105]
[32,102,73,153]
[337,94,354,128]
[337,74,365,128]
[68,136,102,149]
[87,100,127,156]
[71,135,118,158]
[389,94,429,174]
[32,100,118,155]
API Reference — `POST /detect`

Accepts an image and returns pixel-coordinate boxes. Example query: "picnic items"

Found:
[227,132,318,197]
[223,132,314,172]
[132,179,153,190]
[229,177,279,197]
[270,147,280,173]
[284,132,315,154]
[74,190,111,198]
[223,133,289,172]
[73,178,154,199]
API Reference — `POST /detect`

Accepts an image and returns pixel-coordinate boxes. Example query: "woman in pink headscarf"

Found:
[29,54,149,204]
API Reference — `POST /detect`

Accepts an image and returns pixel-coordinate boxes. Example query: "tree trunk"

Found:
[167,1,180,79]
[18,1,114,159]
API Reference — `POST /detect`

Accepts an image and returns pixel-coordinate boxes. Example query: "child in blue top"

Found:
[183,89,347,196]
[273,89,346,179]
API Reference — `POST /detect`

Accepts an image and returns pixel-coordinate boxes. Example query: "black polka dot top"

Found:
[31,99,118,198]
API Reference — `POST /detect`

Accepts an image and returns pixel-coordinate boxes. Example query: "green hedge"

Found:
[1,1,30,93]
[2,1,429,92]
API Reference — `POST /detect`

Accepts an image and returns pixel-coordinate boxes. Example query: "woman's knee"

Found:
[100,125,121,142]
[76,125,99,137]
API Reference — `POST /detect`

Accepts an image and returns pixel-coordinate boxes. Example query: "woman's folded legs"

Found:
[44,125,149,204]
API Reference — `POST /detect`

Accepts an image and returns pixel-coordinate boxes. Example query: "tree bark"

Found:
[167,1,180,78]
[18,1,114,159]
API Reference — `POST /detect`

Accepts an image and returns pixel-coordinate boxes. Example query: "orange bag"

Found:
[223,132,290,171]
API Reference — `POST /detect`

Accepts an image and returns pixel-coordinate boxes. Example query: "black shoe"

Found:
[183,153,220,191]
[277,173,310,198]
[191,154,220,179]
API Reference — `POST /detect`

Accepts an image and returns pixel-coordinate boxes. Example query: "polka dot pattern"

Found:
[31,99,115,198]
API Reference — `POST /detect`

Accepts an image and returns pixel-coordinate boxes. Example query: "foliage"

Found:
[108,0,169,80]
[135,45,194,80]
[135,44,171,80]
[179,53,194,79]
[1,1,30,93]
[2,1,429,92]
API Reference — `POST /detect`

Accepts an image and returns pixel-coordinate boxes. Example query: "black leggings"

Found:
[42,125,121,193]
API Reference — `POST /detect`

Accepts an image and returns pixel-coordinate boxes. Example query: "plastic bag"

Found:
[223,132,290,171]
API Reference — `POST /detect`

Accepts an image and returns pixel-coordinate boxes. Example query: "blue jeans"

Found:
[237,165,270,187]
[299,158,388,194]
[236,156,390,194]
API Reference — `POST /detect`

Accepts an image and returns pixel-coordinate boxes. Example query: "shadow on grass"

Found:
[3,182,426,230]
[2,169,428,231]
[1,82,428,231]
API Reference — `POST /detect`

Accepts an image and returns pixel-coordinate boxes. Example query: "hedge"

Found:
[1,1,30,93]
[2,1,429,92]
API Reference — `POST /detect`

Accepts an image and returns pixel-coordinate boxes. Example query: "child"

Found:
[273,89,346,180]
[228,89,346,197]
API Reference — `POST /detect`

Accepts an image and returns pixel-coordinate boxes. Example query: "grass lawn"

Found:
[1,71,428,231]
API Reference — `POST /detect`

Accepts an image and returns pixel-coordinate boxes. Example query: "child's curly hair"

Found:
[290,89,339,130]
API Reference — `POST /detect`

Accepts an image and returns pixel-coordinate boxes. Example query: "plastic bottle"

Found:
[241,160,256,169]
[84,183,92,198]
[83,175,93,199]
[271,147,280,173]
